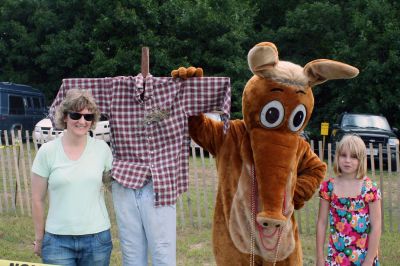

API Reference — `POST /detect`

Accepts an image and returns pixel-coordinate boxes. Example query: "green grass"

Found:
[0,211,398,265]
[0,149,400,265]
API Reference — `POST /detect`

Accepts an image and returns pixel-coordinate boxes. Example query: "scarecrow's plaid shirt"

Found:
[50,74,231,206]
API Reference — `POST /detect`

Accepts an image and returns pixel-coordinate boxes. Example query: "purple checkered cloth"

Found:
[49,74,231,206]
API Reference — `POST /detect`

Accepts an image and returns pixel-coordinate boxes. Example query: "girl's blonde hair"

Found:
[54,89,100,130]
[333,134,367,179]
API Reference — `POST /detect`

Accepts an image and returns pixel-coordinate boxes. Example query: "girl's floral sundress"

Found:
[319,176,381,266]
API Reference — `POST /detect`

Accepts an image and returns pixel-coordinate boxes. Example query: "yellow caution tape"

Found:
[0,259,57,266]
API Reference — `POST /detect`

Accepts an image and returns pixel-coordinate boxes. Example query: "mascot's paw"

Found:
[171,66,203,79]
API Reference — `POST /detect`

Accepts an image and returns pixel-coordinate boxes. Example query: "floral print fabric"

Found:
[319,176,381,266]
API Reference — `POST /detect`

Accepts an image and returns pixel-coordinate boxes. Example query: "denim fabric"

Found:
[112,180,176,266]
[41,229,112,266]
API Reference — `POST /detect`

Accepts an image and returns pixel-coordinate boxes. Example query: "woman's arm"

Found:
[31,173,48,256]
[316,199,329,266]
[362,200,381,266]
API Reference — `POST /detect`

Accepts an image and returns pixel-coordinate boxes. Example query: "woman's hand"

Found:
[33,239,42,257]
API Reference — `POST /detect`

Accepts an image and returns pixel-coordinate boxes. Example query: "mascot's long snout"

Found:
[250,129,297,228]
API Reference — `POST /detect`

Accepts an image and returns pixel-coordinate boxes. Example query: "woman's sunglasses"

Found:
[68,112,95,121]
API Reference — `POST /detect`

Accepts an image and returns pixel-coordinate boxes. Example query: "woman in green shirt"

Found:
[31,89,113,266]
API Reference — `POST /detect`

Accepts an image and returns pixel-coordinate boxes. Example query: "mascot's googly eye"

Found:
[260,100,284,128]
[288,104,306,132]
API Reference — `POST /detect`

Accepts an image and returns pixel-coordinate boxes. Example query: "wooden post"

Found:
[378,144,384,233]
[178,196,185,228]
[199,148,209,223]
[191,144,202,228]
[4,131,16,211]
[141,47,149,78]
[18,130,31,215]
[140,47,149,101]
[397,145,400,233]
[0,136,7,213]
[11,131,24,215]
[327,143,332,177]
[387,144,393,231]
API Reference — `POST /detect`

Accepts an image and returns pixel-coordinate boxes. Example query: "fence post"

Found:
[0,135,10,212]
[199,148,210,224]
[209,155,217,208]
[178,196,186,228]
[3,131,16,212]
[327,143,332,177]
[397,145,400,233]
[378,144,385,233]
[10,131,24,215]
[18,130,31,216]
[25,131,34,172]
[191,144,202,228]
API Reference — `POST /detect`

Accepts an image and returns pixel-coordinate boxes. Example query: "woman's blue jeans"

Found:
[41,229,112,266]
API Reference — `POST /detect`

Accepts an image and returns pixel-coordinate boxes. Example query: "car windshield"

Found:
[342,114,391,130]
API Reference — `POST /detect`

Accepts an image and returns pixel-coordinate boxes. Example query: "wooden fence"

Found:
[1,130,399,234]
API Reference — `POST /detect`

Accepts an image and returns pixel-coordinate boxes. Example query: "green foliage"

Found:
[0,0,400,124]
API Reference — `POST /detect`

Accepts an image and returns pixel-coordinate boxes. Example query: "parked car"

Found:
[0,82,46,141]
[330,112,399,168]
[33,114,110,145]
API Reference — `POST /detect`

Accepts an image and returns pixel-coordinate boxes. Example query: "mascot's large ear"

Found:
[304,59,359,86]
[248,42,279,77]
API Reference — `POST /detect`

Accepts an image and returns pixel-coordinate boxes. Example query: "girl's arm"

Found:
[316,198,329,266]
[362,200,382,266]
[31,173,48,257]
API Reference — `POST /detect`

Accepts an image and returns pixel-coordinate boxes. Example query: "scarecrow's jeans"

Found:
[112,180,176,266]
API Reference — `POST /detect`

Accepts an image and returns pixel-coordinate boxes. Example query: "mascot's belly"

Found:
[228,163,295,262]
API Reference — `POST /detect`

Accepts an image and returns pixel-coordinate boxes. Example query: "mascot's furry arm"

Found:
[188,114,224,156]
[294,141,326,209]
[173,66,241,156]
[188,114,246,157]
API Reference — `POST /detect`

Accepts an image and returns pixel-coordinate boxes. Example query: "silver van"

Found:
[0,82,46,141]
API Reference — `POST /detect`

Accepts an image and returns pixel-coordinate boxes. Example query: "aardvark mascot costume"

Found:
[180,42,359,265]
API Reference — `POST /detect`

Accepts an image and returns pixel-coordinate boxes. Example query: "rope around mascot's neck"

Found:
[250,165,284,266]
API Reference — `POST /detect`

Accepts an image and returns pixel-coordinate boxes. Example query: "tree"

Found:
[0,0,42,85]
[264,0,400,136]
[1,0,256,116]
[1,0,400,128]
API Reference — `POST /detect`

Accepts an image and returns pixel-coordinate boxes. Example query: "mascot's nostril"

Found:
[263,222,268,227]
[276,224,280,228]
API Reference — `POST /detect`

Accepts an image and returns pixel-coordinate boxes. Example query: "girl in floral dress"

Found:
[316,134,381,266]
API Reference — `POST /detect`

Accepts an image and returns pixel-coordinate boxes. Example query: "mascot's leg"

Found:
[267,224,302,266]
[213,214,252,265]
[213,216,302,266]
[213,201,265,266]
